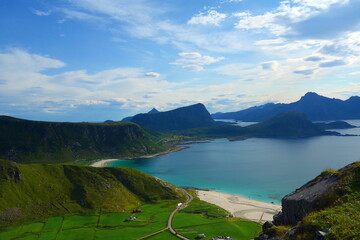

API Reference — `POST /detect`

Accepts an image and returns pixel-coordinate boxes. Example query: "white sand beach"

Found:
[90,159,118,167]
[197,190,281,223]
[90,146,188,168]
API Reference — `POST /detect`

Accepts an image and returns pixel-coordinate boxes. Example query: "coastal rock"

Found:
[314,228,330,240]
[274,174,339,225]
[262,221,275,232]
[285,224,303,239]
[255,234,284,240]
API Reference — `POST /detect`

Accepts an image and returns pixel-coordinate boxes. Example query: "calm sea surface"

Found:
[109,120,360,204]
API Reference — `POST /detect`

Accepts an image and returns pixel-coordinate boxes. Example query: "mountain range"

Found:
[212,92,360,121]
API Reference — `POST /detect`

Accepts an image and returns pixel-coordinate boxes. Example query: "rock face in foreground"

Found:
[274,174,339,225]
[131,103,215,131]
[260,162,360,240]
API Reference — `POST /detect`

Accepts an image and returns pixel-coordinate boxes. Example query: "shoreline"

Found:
[90,146,188,167]
[196,190,281,223]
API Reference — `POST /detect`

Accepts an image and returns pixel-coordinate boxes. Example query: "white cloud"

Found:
[171,52,225,71]
[32,9,52,16]
[59,8,105,22]
[261,61,279,71]
[349,71,360,75]
[233,0,354,37]
[0,49,183,116]
[83,100,109,105]
[254,39,285,46]
[144,72,161,78]
[188,10,227,26]
[0,48,65,73]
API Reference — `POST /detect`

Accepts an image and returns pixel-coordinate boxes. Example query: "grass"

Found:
[0,202,174,240]
[173,194,261,240]
[0,196,262,240]
[181,197,229,218]
[148,231,179,239]
[0,160,185,225]
[43,216,63,232]
[62,214,99,229]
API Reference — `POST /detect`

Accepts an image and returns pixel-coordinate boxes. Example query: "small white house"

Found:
[197,233,205,239]
[177,203,183,207]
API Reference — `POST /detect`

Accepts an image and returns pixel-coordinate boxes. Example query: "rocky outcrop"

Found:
[273,174,339,225]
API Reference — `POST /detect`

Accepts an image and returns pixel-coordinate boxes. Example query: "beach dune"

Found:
[197,190,281,223]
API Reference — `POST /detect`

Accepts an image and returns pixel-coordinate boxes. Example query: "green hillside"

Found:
[0,116,165,164]
[0,160,185,225]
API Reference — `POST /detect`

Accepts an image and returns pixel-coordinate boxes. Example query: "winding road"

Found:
[138,189,194,240]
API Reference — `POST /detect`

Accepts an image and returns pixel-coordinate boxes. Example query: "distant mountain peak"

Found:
[131,103,215,131]
[300,92,321,100]
[148,108,159,114]
[212,92,360,121]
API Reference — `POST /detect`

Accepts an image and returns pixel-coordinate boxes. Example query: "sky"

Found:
[1,0,360,122]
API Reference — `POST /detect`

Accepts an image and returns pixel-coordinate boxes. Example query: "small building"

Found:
[132,208,142,213]
[197,233,206,239]
[177,203,183,207]
[125,216,136,222]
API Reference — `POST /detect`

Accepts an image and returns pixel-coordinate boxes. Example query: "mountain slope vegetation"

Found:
[0,116,165,164]
[0,160,185,225]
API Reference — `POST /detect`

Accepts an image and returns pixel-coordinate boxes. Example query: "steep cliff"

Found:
[0,116,165,163]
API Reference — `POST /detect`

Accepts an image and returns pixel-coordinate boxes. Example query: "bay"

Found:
[108,120,360,204]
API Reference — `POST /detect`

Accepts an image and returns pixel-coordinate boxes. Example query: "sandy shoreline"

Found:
[197,190,281,223]
[90,146,188,167]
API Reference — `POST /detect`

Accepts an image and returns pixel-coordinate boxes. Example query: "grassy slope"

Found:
[0,160,185,225]
[0,194,261,240]
[0,116,165,164]
[268,161,360,240]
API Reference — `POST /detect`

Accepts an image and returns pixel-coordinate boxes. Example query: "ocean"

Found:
[108,120,360,204]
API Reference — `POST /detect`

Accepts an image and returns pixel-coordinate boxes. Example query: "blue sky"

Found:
[1,0,360,121]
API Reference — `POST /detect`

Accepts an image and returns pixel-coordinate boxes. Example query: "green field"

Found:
[0,203,173,240]
[173,194,261,240]
[0,197,261,240]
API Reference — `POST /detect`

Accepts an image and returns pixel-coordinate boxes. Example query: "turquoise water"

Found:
[109,121,360,204]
